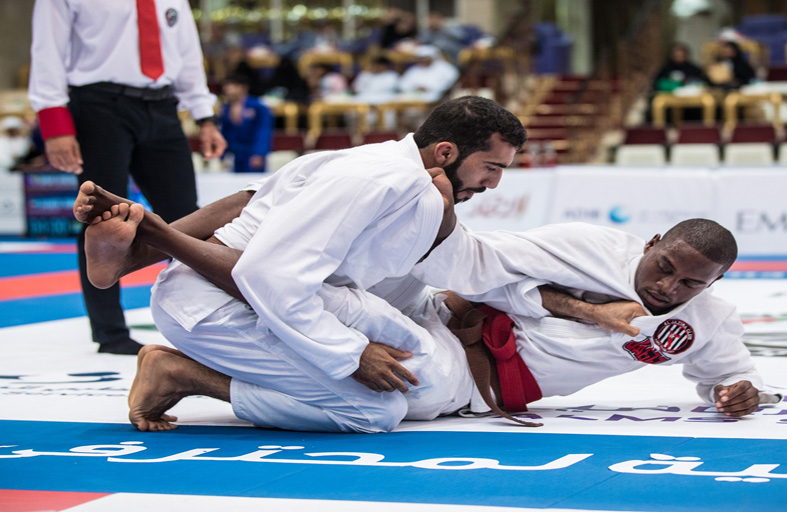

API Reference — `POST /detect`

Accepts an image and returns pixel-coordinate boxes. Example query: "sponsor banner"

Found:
[548,167,716,240]
[455,170,553,232]
[1,421,785,511]
[0,173,25,235]
[717,170,787,256]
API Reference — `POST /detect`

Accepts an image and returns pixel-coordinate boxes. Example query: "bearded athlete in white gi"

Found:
[78,96,525,433]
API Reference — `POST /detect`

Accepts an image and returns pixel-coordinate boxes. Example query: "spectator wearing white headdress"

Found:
[0,117,31,172]
[397,45,459,103]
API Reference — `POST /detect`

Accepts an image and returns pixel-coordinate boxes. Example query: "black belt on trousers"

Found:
[71,82,175,101]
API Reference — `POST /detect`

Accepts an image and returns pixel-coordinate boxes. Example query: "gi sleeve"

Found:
[411,223,530,294]
[461,279,550,318]
[680,310,763,403]
[28,0,76,139]
[318,284,430,353]
[172,0,216,120]
[231,172,429,379]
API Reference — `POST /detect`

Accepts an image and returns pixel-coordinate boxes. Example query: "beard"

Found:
[442,158,465,203]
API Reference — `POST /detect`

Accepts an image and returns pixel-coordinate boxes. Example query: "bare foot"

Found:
[128,344,188,407]
[128,350,187,432]
[84,202,143,289]
[128,348,231,432]
[74,181,133,224]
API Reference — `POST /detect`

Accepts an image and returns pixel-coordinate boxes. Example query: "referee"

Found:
[28,0,226,354]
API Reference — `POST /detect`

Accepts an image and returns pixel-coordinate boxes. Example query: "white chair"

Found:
[724,143,775,165]
[614,144,666,166]
[778,142,787,165]
[267,150,299,172]
[670,144,720,166]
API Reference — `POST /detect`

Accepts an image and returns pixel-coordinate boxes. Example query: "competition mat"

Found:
[1,240,785,512]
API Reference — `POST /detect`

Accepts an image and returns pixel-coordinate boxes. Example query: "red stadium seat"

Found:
[272,132,306,153]
[362,131,400,145]
[677,124,721,144]
[730,124,777,144]
[313,133,353,151]
[623,126,667,145]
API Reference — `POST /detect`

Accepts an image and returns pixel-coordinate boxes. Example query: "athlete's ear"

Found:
[643,234,661,254]
[433,141,457,167]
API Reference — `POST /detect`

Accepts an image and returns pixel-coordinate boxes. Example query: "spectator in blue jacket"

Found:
[220,75,273,173]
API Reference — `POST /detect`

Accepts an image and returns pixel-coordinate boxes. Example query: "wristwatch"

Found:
[196,115,219,126]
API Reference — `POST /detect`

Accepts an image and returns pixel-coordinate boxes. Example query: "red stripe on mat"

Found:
[0,489,111,511]
[0,263,166,301]
[729,261,787,271]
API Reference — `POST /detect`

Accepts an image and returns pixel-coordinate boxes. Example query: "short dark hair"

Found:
[224,74,249,87]
[372,56,393,67]
[662,218,738,271]
[414,96,526,161]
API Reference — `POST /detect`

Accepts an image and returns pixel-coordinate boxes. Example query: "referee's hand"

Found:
[45,135,83,174]
[198,121,227,159]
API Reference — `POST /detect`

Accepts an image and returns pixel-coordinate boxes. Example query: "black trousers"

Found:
[69,85,198,345]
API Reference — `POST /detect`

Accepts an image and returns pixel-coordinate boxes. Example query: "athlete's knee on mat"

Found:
[349,393,408,433]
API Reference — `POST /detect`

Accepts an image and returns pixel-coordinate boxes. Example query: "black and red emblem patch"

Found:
[652,319,695,355]
[622,318,695,364]
[623,339,670,364]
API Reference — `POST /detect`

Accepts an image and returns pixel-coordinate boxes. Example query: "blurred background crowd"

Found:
[2,0,787,236]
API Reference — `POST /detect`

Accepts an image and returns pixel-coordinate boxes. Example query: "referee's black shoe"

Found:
[97,338,144,355]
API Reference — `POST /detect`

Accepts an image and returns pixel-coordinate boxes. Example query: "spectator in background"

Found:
[420,11,467,63]
[352,56,399,104]
[0,116,32,172]
[652,43,711,92]
[224,45,267,96]
[379,9,418,50]
[397,45,459,103]
[307,64,349,102]
[261,57,311,104]
[299,19,343,54]
[707,40,756,89]
[220,75,273,173]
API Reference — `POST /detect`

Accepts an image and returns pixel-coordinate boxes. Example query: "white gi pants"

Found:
[151,272,408,433]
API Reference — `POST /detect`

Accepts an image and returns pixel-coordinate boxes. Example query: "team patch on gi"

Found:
[623,339,670,364]
[653,319,695,355]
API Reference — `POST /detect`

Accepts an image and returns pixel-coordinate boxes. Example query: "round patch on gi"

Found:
[653,319,695,355]
[166,8,178,26]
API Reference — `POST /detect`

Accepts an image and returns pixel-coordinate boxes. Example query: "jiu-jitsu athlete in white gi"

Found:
[405,219,765,418]
[78,96,526,433]
[79,166,765,432]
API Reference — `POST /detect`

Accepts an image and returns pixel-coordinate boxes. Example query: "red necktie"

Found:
[136,0,164,80]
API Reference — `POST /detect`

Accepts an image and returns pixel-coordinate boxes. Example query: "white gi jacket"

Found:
[412,222,762,405]
[156,135,443,381]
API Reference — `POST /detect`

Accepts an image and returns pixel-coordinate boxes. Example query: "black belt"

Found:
[72,82,175,101]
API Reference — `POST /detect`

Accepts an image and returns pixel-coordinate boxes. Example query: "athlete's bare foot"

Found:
[84,202,143,289]
[128,350,187,431]
[74,181,133,224]
[128,349,232,432]
[128,344,189,407]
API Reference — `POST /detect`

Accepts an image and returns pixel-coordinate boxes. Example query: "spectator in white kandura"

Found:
[0,116,32,172]
[397,45,459,103]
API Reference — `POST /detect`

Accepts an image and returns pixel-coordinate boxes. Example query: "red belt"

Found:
[477,304,543,412]
[443,291,542,427]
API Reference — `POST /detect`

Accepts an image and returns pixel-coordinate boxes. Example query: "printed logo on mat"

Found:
[0,421,785,512]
